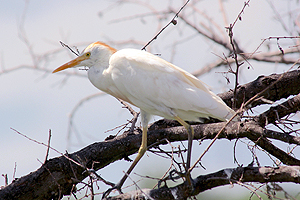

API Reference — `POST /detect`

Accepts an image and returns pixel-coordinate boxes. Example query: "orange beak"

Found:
[52,55,88,73]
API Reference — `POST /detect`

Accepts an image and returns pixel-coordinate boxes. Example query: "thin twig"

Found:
[1,174,8,187]
[67,92,105,149]
[60,41,80,56]
[141,0,191,50]
[12,162,17,181]
[11,128,85,168]
[227,25,242,109]
[122,171,152,199]
[87,169,115,187]
[44,129,52,164]
[231,1,250,28]
[236,181,263,200]
[225,0,250,109]
[249,36,300,59]
[188,1,253,173]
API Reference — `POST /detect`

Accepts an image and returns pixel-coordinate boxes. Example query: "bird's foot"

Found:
[157,169,186,188]
[102,183,123,199]
[168,169,195,195]
[169,169,191,183]
[158,169,193,186]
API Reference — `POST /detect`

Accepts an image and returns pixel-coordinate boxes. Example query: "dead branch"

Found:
[218,69,300,110]
[105,166,300,200]
[1,68,300,199]
[255,93,300,126]
[141,0,191,50]
[1,120,300,199]
[192,47,300,77]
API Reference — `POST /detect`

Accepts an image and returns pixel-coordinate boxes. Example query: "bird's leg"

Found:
[119,126,148,187]
[102,111,149,199]
[173,116,194,185]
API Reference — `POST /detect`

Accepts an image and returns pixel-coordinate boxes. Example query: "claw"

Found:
[157,179,164,188]
[169,169,186,182]
[167,169,195,195]
[157,170,186,189]
[102,183,123,199]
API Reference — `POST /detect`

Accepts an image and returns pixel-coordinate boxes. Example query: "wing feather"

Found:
[108,49,234,121]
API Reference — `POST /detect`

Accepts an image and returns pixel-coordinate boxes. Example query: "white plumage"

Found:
[53,41,236,195]
[83,43,235,122]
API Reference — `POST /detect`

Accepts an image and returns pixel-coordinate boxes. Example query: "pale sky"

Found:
[0,0,299,199]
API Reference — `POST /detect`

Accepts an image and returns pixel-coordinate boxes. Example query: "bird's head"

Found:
[52,42,117,73]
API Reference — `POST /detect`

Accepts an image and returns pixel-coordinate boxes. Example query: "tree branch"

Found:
[106,166,300,200]
[1,70,300,199]
[2,119,300,199]
[192,47,300,77]
[218,69,300,109]
[255,93,300,126]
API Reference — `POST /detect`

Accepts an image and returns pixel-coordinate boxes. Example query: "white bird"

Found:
[53,41,236,196]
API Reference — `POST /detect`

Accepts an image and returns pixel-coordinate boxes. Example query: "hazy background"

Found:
[1,0,299,199]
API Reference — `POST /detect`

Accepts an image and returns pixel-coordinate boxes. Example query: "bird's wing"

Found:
[108,49,233,121]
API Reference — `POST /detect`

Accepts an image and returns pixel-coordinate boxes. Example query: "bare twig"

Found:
[12,162,17,182]
[188,111,239,173]
[141,0,191,50]
[44,129,52,164]
[87,169,115,187]
[10,128,85,168]
[67,92,105,149]
[230,1,251,28]
[249,36,300,59]
[225,0,250,109]
[188,0,252,173]
[60,41,80,56]
[227,25,242,109]
[123,171,152,199]
[117,98,140,133]
[236,181,263,200]
[1,174,8,187]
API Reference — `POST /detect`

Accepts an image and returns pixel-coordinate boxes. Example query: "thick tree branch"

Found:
[255,93,300,126]
[106,166,300,200]
[245,124,300,165]
[264,129,300,145]
[218,69,300,109]
[1,70,300,199]
[1,120,300,199]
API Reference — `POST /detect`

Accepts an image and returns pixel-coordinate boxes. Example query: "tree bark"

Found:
[1,70,300,200]
[106,166,300,200]
[218,69,300,109]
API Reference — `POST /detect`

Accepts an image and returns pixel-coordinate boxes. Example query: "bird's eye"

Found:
[86,52,91,57]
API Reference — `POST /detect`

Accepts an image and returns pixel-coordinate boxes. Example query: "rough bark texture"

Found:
[218,70,300,109]
[1,70,300,200]
[107,166,300,200]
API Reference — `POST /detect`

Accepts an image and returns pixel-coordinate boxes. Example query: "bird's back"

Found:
[107,49,236,122]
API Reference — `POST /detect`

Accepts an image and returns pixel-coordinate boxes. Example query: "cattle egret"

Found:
[53,42,236,197]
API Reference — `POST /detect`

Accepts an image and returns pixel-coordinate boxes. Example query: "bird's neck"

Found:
[88,64,112,94]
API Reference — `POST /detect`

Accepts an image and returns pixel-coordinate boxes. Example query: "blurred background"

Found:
[1,0,300,199]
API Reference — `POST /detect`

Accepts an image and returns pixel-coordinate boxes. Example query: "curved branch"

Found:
[106,166,300,200]
[1,119,300,199]
[255,93,300,126]
[192,48,300,77]
[245,124,300,165]
[264,129,300,145]
[218,69,300,109]
[1,71,300,199]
